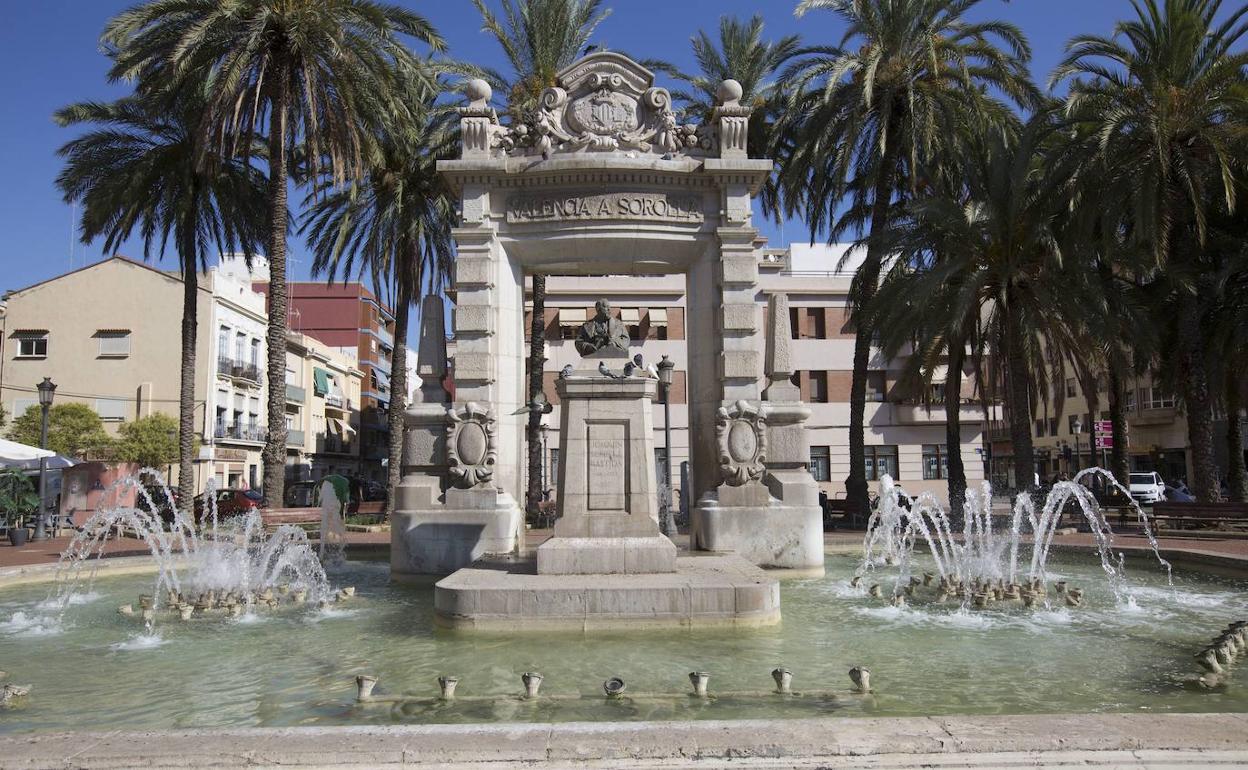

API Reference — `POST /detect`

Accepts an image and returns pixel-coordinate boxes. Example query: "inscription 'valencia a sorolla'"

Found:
[505,191,703,224]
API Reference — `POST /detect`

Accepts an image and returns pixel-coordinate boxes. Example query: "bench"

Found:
[260,507,324,531]
[1148,502,1248,531]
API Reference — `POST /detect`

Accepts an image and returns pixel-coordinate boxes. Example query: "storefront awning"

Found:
[374,368,391,390]
[619,307,640,323]
[648,308,668,327]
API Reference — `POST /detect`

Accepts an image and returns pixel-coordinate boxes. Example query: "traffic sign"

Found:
[1095,436,1113,449]
[1094,420,1113,436]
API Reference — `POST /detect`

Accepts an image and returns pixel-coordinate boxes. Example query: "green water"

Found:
[0,553,1245,733]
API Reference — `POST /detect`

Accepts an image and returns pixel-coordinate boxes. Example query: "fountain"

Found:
[853,469,1173,609]
[40,469,336,628]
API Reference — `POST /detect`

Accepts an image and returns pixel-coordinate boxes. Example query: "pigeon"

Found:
[583,44,599,55]
[598,361,622,380]
[559,364,573,379]
[646,363,660,380]
[623,362,635,377]
[510,391,553,415]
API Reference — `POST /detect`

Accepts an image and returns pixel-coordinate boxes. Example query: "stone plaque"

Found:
[506,192,703,224]
[586,421,627,511]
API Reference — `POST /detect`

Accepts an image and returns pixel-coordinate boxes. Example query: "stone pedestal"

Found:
[536,371,676,575]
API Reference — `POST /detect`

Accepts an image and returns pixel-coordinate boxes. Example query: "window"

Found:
[1125,389,1136,412]
[866,371,887,402]
[864,445,899,481]
[922,444,949,480]
[250,339,260,367]
[217,326,229,355]
[647,308,669,341]
[1048,418,1057,436]
[1035,419,1046,438]
[95,398,130,422]
[234,332,246,362]
[809,446,831,482]
[809,371,828,403]
[97,330,130,357]
[15,332,48,358]
[927,383,947,405]
[1066,378,1077,398]
[10,398,36,418]
[1141,386,1175,410]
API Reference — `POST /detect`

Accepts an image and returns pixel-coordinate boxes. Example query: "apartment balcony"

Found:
[286,429,305,448]
[214,422,266,444]
[362,405,389,428]
[323,392,351,411]
[374,325,394,349]
[891,401,989,426]
[319,437,355,455]
[1132,406,1178,427]
[217,356,262,384]
[285,384,306,403]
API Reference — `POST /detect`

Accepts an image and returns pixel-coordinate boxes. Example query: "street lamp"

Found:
[1072,418,1083,475]
[656,355,676,537]
[32,377,56,541]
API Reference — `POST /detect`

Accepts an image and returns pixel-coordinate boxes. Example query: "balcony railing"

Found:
[285,383,306,403]
[321,437,354,455]
[214,422,266,443]
[286,429,305,447]
[218,356,262,383]
[375,325,394,349]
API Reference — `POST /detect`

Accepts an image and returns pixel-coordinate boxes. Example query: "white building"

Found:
[523,244,993,507]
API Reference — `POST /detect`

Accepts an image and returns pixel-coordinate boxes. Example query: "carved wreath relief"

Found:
[716,400,768,486]
[446,402,497,489]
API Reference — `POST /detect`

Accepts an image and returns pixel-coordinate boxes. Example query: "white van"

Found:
[1128,472,1166,504]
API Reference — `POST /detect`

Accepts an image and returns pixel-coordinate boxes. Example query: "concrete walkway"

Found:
[1,713,1246,768]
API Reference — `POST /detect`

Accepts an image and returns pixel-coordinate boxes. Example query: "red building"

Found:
[253,281,396,481]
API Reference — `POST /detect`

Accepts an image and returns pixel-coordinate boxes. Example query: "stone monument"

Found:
[396,50,804,627]
[535,302,676,575]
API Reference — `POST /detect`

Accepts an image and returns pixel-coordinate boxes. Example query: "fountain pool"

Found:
[1,551,1245,733]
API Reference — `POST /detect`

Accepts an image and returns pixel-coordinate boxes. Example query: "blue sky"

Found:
[0,0,1143,299]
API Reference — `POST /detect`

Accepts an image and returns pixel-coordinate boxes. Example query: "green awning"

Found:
[313,367,330,396]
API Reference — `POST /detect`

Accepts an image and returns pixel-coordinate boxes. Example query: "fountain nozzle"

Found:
[356,675,378,701]
[772,667,793,694]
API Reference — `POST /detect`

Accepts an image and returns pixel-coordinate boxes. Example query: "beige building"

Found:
[2,255,370,496]
[520,243,993,507]
[284,332,363,484]
[1,257,213,489]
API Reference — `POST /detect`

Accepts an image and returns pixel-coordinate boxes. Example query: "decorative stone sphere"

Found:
[717,79,743,104]
[466,78,492,104]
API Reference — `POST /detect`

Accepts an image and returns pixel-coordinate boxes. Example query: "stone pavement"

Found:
[1,713,1247,768]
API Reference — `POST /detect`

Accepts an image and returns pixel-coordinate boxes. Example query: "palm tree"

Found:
[877,117,1089,494]
[54,90,266,509]
[103,0,445,506]
[470,0,611,519]
[777,0,1040,511]
[301,75,457,518]
[1052,0,1248,501]
[669,14,801,219]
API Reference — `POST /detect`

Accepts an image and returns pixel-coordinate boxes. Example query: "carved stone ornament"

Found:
[446,402,497,489]
[716,399,768,486]
[494,52,716,158]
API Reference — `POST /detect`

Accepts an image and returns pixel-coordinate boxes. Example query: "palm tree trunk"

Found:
[1107,367,1130,485]
[1225,366,1246,502]
[846,127,901,517]
[944,338,967,520]
[1177,300,1218,501]
[261,69,291,508]
[526,275,547,519]
[386,276,412,518]
[178,236,199,510]
[1004,300,1036,492]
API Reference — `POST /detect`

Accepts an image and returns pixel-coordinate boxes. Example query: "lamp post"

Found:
[539,424,549,495]
[32,377,56,541]
[1072,418,1083,475]
[656,355,676,537]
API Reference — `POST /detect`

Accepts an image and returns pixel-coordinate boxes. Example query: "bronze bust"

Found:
[575,299,631,356]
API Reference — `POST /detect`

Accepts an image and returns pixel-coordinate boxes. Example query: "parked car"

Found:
[1128,472,1167,505]
[193,488,262,520]
[283,477,383,514]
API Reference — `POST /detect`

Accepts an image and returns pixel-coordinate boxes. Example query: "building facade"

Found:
[518,244,993,507]
[1,257,213,490]
[284,331,363,483]
[252,273,394,484]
